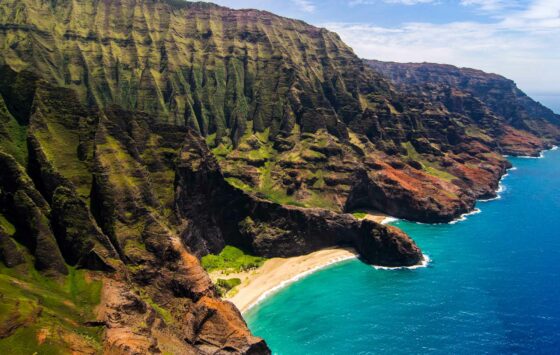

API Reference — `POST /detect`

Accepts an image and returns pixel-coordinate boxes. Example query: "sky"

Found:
[195,0,560,95]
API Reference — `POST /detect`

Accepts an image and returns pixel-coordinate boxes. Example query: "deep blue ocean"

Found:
[246,147,560,354]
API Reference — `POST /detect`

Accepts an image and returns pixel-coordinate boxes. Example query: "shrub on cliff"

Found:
[201,246,266,273]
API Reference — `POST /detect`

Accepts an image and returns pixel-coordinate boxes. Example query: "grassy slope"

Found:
[0,258,103,353]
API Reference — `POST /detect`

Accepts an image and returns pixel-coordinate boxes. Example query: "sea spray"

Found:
[448,208,482,224]
[516,145,558,159]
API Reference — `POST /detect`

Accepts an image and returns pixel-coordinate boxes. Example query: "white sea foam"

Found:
[516,145,558,159]
[243,254,357,313]
[373,254,431,270]
[448,208,482,224]
[517,154,543,159]
[504,145,558,159]
[381,217,399,225]
[244,145,557,313]
[479,165,517,203]
[479,194,501,202]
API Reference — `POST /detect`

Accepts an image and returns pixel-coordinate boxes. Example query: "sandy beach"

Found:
[211,248,358,313]
[209,214,396,313]
[363,212,397,224]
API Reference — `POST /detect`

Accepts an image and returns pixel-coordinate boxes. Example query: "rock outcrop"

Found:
[0,77,269,353]
[366,60,560,156]
[175,128,422,266]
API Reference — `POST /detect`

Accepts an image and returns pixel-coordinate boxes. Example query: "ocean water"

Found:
[245,148,560,354]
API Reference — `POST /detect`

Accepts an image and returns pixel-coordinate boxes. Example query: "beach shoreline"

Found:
[213,248,358,313]
[215,154,548,315]
[210,214,407,313]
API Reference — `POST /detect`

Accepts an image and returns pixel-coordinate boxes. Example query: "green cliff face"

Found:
[0,0,386,141]
[2,0,558,217]
[0,0,559,353]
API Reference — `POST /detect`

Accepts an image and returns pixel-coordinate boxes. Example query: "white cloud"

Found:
[324,0,560,93]
[349,0,437,5]
[291,0,316,12]
[459,0,518,12]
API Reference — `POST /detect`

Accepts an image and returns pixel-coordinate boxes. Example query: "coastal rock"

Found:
[367,60,560,156]
[175,128,423,267]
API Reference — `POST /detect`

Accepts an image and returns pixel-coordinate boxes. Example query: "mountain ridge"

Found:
[0,0,559,353]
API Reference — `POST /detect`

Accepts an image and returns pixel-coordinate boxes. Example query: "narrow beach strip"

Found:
[222,248,358,313]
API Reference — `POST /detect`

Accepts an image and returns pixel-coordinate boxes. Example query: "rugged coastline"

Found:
[0,0,559,353]
[230,145,559,316]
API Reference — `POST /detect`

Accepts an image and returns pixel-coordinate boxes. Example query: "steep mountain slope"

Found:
[0,1,424,353]
[0,66,421,353]
[0,0,559,353]
[2,0,559,223]
[367,60,560,156]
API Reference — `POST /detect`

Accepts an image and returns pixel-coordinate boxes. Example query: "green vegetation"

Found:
[0,96,28,165]
[0,213,16,235]
[225,177,252,191]
[402,142,457,182]
[351,211,368,219]
[254,162,304,207]
[215,278,242,297]
[306,190,339,210]
[465,125,492,141]
[212,142,233,158]
[0,262,104,353]
[201,246,266,273]
[140,292,174,325]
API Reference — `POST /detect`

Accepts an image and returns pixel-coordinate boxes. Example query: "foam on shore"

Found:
[516,145,558,159]
[479,168,513,202]
[243,254,357,313]
[242,146,558,313]
[449,208,482,224]
[381,216,399,225]
[373,254,431,270]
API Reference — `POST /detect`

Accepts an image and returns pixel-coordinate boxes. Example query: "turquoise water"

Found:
[246,148,560,354]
